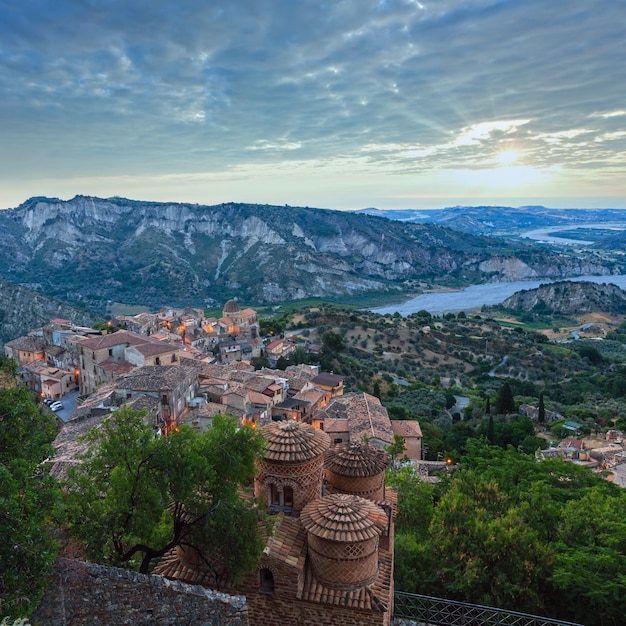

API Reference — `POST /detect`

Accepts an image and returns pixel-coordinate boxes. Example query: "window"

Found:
[284,486,294,508]
[155,357,161,365]
[108,349,113,357]
[270,483,280,506]
[259,568,274,593]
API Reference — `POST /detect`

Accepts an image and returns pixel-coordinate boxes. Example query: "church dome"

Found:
[301,494,388,589]
[223,299,241,314]
[324,442,391,501]
[301,494,387,542]
[261,420,330,463]
[324,442,391,477]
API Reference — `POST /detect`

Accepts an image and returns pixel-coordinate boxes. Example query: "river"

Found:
[371,275,626,316]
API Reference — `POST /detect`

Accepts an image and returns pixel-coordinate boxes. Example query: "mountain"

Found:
[0,279,98,344]
[0,196,618,311]
[502,280,626,315]
[355,206,626,237]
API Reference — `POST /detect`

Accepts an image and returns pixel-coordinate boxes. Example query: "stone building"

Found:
[156,420,396,626]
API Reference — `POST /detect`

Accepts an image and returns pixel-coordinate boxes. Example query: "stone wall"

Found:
[31,558,249,626]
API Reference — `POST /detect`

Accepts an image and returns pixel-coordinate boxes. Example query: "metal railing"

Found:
[394,591,583,626]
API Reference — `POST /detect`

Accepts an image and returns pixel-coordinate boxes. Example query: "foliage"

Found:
[0,382,61,620]
[494,381,515,415]
[392,441,626,624]
[65,408,266,586]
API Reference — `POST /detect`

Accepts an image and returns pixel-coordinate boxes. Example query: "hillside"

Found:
[356,205,626,237]
[0,196,617,311]
[0,279,99,344]
[502,280,626,315]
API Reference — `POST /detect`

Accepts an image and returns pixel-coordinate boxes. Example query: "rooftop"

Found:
[261,420,330,463]
[324,442,391,478]
[300,494,388,543]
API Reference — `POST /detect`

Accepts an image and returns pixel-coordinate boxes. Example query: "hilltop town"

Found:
[3,299,431,626]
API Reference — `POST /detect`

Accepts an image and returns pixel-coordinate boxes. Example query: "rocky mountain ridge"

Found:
[502,280,626,315]
[356,205,626,237]
[0,196,618,311]
[0,279,98,344]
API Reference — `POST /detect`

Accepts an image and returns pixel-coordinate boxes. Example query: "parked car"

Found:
[50,402,64,411]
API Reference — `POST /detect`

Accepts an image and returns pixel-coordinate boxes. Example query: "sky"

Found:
[1,0,625,211]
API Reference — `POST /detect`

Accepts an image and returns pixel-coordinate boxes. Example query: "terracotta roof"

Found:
[300,494,388,542]
[129,342,178,356]
[223,299,241,314]
[324,418,349,434]
[299,553,390,611]
[320,393,393,446]
[78,330,147,350]
[261,420,330,463]
[311,373,344,387]
[391,420,423,438]
[99,359,136,375]
[324,443,391,477]
[264,515,308,570]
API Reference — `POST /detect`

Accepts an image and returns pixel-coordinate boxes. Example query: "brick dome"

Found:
[301,494,387,542]
[223,299,241,314]
[324,442,391,477]
[301,494,388,589]
[261,420,330,463]
[324,442,391,502]
[255,421,330,514]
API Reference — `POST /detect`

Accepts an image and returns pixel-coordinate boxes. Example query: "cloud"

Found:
[0,0,625,208]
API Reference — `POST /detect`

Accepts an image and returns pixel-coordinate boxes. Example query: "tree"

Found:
[321,329,344,355]
[386,434,407,459]
[65,408,266,586]
[0,379,61,619]
[487,414,495,444]
[494,382,515,415]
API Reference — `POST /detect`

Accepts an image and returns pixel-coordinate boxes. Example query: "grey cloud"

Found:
[0,0,624,190]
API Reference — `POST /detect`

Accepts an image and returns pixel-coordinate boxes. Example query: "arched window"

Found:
[284,486,294,509]
[259,568,274,593]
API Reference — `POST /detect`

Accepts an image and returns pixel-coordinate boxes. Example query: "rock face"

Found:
[502,280,626,314]
[0,279,98,343]
[0,196,616,310]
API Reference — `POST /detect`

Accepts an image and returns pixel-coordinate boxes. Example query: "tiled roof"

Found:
[129,342,178,356]
[320,393,393,446]
[264,515,308,570]
[99,359,136,375]
[117,365,194,391]
[78,330,147,350]
[324,443,391,477]
[5,335,44,351]
[323,418,349,434]
[299,553,391,611]
[248,390,272,406]
[391,419,423,438]
[261,420,330,463]
[50,413,110,481]
[301,494,388,542]
[311,373,344,387]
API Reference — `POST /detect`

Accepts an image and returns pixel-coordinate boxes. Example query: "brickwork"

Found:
[325,469,386,501]
[242,592,390,626]
[255,456,326,512]
[31,558,250,626]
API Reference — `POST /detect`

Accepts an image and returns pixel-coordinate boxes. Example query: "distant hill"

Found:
[0,279,98,344]
[355,206,626,238]
[502,280,626,315]
[0,196,617,311]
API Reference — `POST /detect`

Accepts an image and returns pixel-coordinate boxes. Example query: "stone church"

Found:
[156,419,396,626]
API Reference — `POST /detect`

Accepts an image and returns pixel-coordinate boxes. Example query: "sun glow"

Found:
[496,150,519,166]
